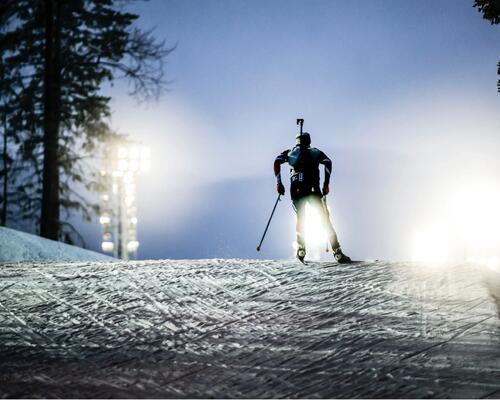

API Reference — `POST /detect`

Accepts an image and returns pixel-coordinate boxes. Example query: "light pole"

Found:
[99,140,150,260]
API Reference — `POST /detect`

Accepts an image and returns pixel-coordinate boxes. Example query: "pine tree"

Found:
[1,0,172,241]
[0,1,32,228]
[474,0,500,92]
[474,0,500,24]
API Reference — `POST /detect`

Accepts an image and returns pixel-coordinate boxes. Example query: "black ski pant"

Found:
[292,193,340,253]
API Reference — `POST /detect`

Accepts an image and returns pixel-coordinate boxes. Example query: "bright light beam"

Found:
[302,203,328,260]
[448,180,500,247]
[411,179,500,267]
[411,223,449,266]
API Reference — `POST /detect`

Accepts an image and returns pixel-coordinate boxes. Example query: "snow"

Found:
[0,258,499,397]
[0,226,114,262]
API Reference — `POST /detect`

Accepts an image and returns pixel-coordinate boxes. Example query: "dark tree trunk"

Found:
[0,61,7,227]
[1,111,7,227]
[40,0,61,239]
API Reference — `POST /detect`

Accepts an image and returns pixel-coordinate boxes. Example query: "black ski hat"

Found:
[296,132,311,147]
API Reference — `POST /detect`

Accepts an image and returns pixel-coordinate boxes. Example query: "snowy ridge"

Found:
[0,226,114,262]
[0,259,499,397]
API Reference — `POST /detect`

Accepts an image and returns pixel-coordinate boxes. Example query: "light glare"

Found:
[129,146,140,159]
[298,203,328,260]
[118,147,128,159]
[141,159,151,172]
[141,146,151,160]
[412,223,449,265]
[102,241,114,252]
[99,215,111,225]
[127,240,139,252]
[118,159,128,171]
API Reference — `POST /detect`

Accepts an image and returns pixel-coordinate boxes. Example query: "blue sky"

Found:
[77,0,500,261]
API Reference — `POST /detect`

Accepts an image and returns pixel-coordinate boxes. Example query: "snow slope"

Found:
[0,259,499,398]
[0,226,113,262]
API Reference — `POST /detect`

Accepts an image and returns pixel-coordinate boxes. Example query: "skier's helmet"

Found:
[296,132,311,147]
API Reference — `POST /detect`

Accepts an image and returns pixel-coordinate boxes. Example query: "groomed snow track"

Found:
[0,260,499,398]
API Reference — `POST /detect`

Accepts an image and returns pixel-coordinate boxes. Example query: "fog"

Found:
[76,0,500,261]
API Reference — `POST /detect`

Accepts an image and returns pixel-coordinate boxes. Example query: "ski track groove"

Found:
[0,260,499,398]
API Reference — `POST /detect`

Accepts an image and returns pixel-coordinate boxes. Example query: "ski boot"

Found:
[296,247,306,264]
[296,234,306,264]
[334,248,352,264]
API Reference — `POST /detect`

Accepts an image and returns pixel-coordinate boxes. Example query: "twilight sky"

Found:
[76,0,500,261]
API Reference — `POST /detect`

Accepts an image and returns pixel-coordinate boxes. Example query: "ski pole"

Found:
[256,194,281,251]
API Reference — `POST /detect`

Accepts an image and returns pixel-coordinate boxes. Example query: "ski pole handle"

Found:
[296,118,304,134]
[256,194,281,251]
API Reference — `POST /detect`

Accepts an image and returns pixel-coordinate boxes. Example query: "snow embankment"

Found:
[0,226,113,262]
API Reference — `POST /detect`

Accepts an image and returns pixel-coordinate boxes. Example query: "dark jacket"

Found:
[274,146,332,198]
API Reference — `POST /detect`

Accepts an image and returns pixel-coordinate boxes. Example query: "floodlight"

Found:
[100,139,150,259]
[118,159,128,171]
[99,215,111,225]
[118,147,128,159]
[127,240,139,252]
[129,146,140,159]
[102,241,114,252]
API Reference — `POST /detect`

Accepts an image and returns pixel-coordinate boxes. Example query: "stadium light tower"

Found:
[99,140,151,260]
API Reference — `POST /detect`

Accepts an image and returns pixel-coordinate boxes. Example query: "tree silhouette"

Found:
[474,0,500,92]
[1,0,173,242]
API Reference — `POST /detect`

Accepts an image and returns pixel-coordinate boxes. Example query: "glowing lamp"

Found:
[100,139,150,259]
[118,147,128,159]
[102,241,114,252]
[99,215,111,225]
[127,240,139,252]
[118,159,128,171]
[129,146,140,159]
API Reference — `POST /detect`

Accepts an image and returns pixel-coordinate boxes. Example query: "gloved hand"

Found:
[322,184,330,196]
[277,182,285,195]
